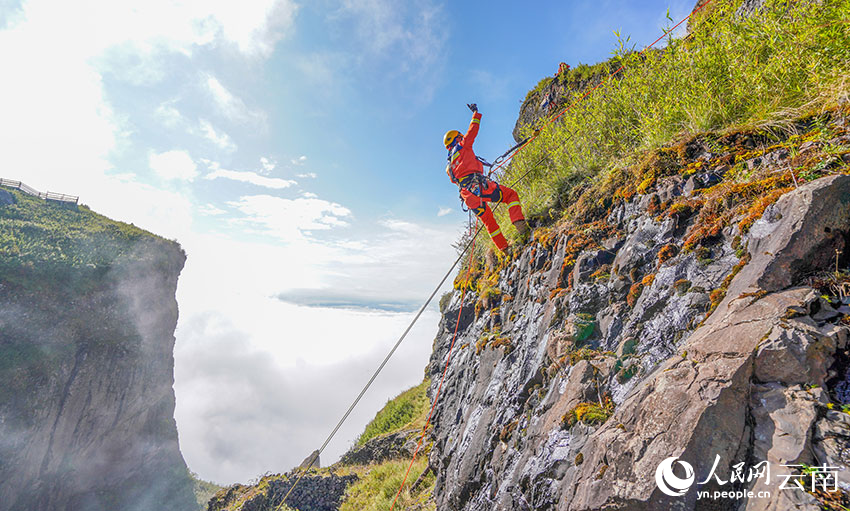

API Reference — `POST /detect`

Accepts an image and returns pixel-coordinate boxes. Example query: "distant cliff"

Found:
[0,188,196,511]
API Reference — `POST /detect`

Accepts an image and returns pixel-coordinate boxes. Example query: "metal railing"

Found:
[0,178,79,204]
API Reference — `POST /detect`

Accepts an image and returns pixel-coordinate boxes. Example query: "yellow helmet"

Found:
[443,129,461,149]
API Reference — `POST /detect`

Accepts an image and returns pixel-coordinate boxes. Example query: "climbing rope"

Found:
[278,3,714,509]
[386,154,546,511]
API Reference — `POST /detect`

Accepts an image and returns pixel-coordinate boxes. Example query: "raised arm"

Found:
[464,111,482,148]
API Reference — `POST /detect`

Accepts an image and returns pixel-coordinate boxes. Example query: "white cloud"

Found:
[175,304,438,484]
[0,0,293,194]
[437,207,452,217]
[260,157,276,173]
[228,195,352,239]
[206,168,296,189]
[199,119,237,152]
[296,172,317,179]
[332,1,447,103]
[291,155,307,165]
[206,75,266,125]
[155,102,186,128]
[149,150,198,181]
[302,192,318,198]
[173,217,460,483]
[380,218,418,233]
[198,203,227,216]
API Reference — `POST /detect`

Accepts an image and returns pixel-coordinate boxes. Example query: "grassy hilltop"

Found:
[0,187,180,291]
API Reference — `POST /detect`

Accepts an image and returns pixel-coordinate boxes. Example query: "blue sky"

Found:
[1,0,693,484]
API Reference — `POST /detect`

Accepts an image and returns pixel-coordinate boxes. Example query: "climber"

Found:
[444,103,530,253]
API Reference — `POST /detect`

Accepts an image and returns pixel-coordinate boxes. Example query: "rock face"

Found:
[512,66,619,143]
[208,473,358,511]
[0,240,196,511]
[339,429,420,466]
[426,174,850,510]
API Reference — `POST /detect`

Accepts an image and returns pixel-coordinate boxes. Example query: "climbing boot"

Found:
[513,219,531,244]
[484,247,498,271]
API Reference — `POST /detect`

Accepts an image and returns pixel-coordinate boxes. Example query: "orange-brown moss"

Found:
[562,398,614,428]
[657,244,678,265]
[627,282,644,307]
[637,176,655,195]
[490,336,513,354]
[589,264,611,281]
[673,279,691,294]
[646,194,664,216]
[738,187,794,233]
[667,199,703,219]
[499,420,518,443]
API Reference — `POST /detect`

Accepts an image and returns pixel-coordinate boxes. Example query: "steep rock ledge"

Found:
[426,167,850,511]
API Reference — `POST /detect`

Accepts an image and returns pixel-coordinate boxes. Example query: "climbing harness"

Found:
[458,174,505,218]
[458,172,487,198]
[277,3,715,509]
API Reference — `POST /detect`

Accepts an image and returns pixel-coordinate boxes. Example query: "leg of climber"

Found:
[461,188,508,252]
[477,204,509,252]
[477,178,530,243]
[499,183,530,241]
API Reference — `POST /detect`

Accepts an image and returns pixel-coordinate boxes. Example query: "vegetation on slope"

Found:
[334,379,435,510]
[356,379,430,446]
[524,57,623,105]
[0,188,184,409]
[208,381,435,510]
[485,0,849,252]
[0,187,178,289]
[190,471,224,510]
[340,458,435,511]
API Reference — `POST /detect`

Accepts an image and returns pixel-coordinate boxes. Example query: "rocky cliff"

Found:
[0,189,196,511]
[426,110,850,510]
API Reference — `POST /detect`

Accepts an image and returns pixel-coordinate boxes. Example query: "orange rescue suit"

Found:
[446,112,525,252]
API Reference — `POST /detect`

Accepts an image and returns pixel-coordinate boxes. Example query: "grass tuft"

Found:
[339,458,435,511]
[356,380,430,446]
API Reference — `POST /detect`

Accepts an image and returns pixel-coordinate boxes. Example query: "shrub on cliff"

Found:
[356,379,430,446]
[339,458,434,511]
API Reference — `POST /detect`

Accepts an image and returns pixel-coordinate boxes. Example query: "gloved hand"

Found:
[467,103,478,113]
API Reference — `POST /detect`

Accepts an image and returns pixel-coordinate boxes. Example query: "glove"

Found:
[467,103,478,113]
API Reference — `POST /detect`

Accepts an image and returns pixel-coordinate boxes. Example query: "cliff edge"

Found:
[0,188,196,511]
